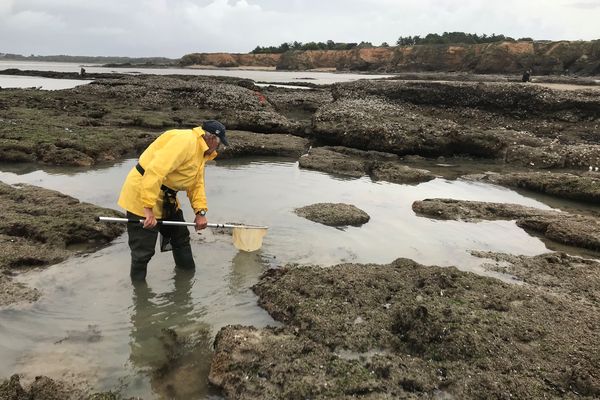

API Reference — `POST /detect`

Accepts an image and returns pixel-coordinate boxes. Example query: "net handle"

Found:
[95,216,268,229]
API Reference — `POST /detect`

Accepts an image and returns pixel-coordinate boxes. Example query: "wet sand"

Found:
[531,82,600,91]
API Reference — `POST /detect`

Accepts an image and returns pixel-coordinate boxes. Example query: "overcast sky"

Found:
[0,0,599,58]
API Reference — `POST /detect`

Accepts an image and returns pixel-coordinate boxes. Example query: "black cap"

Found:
[202,120,228,146]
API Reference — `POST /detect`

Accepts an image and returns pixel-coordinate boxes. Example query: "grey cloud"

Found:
[568,1,600,8]
[0,0,598,57]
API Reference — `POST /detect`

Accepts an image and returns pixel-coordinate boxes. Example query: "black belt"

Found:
[135,163,177,195]
[136,163,178,252]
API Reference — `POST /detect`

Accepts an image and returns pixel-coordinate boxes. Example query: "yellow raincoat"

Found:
[118,127,217,219]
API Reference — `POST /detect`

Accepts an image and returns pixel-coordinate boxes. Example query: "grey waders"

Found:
[127,163,195,281]
[127,210,195,281]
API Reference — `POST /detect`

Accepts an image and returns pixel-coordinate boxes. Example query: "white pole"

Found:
[95,216,268,229]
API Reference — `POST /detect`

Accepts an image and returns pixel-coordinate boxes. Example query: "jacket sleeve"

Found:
[187,151,217,213]
[140,134,191,209]
[187,166,207,213]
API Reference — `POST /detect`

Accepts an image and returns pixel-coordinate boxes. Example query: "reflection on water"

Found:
[129,269,218,399]
[228,251,268,295]
[0,157,599,398]
[130,269,199,368]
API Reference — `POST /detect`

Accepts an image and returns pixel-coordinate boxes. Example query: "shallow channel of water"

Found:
[0,157,591,398]
[0,60,393,86]
[0,74,93,90]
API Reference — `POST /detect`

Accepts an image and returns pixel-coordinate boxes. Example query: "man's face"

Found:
[205,133,220,154]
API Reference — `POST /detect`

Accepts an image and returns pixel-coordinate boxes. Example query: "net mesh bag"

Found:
[231,227,267,252]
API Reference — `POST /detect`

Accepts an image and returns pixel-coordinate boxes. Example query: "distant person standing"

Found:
[80,67,86,78]
[521,69,531,82]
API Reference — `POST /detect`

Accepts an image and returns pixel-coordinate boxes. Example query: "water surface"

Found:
[0,60,392,85]
[0,74,92,90]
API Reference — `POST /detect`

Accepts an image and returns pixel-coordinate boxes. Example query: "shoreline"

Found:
[1,67,598,90]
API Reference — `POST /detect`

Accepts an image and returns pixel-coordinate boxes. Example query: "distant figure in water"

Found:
[80,67,86,78]
[521,69,531,82]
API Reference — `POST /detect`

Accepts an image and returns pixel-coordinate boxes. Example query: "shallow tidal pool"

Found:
[0,157,583,399]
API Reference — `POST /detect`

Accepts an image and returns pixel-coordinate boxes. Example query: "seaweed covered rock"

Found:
[295,203,370,227]
[505,144,600,169]
[210,257,600,399]
[465,171,600,203]
[0,374,84,400]
[370,162,435,184]
[0,75,299,166]
[311,80,600,166]
[0,374,127,400]
[472,251,600,304]
[312,97,465,156]
[0,181,124,306]
[261,85,333,122]
[217,130,309,159]
[299,147,370,177]
[299,146,435,184]
[332,80,600,120]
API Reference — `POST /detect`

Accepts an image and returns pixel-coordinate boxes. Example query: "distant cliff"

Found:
[182,41,600,75]
[180,52,281,68]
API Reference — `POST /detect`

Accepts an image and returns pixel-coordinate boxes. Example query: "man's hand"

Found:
[195,214,208,231]
[143,207,157,229]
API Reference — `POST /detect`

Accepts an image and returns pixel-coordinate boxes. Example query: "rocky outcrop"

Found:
[0,68,122,80]
[294,203,370,226]
[0,75,301,166]
[0,375,82,400]
[472,251,600,304]
[412,198,600,251]
[413,198,556,221]
[313,96,472,156]
[312,97,540,158]
[210,256,600,399]
[261,86,333,123]
[2,72,598,168]
[370,162,435,184]
[299,146,436,184]
[300,147,369,177]
[311,80,600,166]
[180,53,281,68]
[276,48,400,72]
[217,130,309,159]
[183,41,600,75]
[464,171,600,203]
[0,374,120,400]
[331,80,600,119]
[504,144,600,169]
[0,181,124,306]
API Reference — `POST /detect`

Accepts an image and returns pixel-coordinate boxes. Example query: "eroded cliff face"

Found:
[180,52,281,68]
[182,40,600,75]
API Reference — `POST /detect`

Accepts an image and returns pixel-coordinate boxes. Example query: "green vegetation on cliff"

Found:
[250,33,533,53]
[250,40,366,53]
[396,32,531,45]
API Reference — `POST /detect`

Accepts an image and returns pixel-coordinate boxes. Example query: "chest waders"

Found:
[128,164,196,281]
